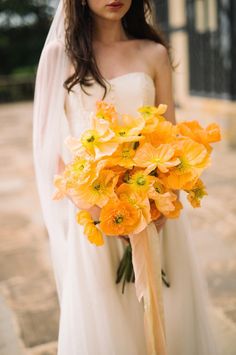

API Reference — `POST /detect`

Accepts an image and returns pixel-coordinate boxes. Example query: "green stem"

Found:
[116,241,171,293]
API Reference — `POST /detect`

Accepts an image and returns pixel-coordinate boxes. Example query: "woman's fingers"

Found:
[154,215,167,232]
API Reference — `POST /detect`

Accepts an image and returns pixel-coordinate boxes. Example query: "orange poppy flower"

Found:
[99,199,140,236]
[148,177,166,197]
[147,177,178,215]
[134,142,180,174]
[164,199,183,218]
[154,191,178,216]
[177,121,221,152]
[150,200,161,221]
[206,123,221,143]
[117,183,151,233]
[103,142,136,169]
[144,121,177,146]
[95,100,118,123]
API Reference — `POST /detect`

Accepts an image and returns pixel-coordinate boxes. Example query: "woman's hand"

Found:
[118,235,130,243]
[153,214,167,233]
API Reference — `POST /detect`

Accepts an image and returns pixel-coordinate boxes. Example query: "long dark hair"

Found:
[64,0,171,98]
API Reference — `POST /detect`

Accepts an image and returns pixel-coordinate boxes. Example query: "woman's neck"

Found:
[92,17,128,45]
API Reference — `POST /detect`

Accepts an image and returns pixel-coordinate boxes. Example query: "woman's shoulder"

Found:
[135,39,169,61]
[42,38,66,57]
[131,39,170,75]
[37,38,67,73]
[38,38,66,67]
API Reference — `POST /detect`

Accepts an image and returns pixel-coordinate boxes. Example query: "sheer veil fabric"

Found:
[33,1,218,354]
[32,0,71,302]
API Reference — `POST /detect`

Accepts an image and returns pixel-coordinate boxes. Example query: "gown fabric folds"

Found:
[33,40,218,355]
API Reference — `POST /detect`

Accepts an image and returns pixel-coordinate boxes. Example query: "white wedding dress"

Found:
[55,71,218,355]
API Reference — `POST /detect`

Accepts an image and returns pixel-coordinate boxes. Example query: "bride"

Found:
[33,0,218,354]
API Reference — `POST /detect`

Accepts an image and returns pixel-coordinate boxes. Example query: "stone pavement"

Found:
[0,100,235,354]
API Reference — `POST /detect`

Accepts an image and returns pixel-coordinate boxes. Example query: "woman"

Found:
[33,1,218,354]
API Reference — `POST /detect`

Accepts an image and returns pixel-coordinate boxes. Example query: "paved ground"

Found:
[0,100,235,354]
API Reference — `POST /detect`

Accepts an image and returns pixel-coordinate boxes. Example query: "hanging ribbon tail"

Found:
[129,223,167,355]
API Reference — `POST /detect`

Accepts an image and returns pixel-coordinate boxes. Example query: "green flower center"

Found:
[154,183,164,193]
[123,172,131,183]
[176,157,188,172]
[136,176,146,186]
[122,149,130,158]
[114,214,124,224]
[87,135,95,143]
[93,183,101,191]
[74,162,85,172]
[193,188,204,198]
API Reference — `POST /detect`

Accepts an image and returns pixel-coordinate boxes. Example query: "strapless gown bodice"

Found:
[64,72,156,135]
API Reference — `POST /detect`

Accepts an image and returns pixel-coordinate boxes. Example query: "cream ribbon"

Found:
[129,222,167,355]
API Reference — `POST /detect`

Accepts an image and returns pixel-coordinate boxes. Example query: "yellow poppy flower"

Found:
[85,223,104,246]
[138,104,167,133]
[80,124,118,160]
[76,210,93,225]
[64,135,91,157]
[52,156,93,199]
[128,170,155,196]
[52,154,107,203]
[134,142,180,174]
[77,210,104,246]
[161,139,210,189]
[52,174,67,200]
[65,157,93,186]
[111,114,145,144]
[185,179,208,207]
[72,170,119,209]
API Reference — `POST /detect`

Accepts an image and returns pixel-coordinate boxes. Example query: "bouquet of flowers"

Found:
[52,100,221,354]
[52,100,221,286]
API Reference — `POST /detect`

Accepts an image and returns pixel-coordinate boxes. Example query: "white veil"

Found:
[32,0,71,303]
